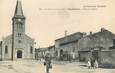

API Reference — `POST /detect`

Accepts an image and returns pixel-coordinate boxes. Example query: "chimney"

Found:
[90,32,92,35]
[83,32,87,37]
[64,30,68,41]
[65,30,67,37]
[101,28,105,32]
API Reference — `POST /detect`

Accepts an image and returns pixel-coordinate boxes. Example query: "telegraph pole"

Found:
[65,30,67,37]
[11,22,14,61]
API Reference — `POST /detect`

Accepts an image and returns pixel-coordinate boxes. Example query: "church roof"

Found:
[2,34,34,44]
[14,0,24,16]
[55,32,84,46]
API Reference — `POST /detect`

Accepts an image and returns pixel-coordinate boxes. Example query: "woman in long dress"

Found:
[87,58,91,69]
[94,60,98,68]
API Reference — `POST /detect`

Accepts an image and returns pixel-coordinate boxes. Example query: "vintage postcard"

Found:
[0,0,115,73]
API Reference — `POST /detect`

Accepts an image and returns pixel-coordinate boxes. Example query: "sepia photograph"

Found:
[0,0,115,73]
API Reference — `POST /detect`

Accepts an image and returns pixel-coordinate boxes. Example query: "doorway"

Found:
[17,50,22,58]
[60,49,63,60]
[92,50,98,60]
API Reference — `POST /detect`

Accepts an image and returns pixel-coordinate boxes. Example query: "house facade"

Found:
[55,32,85,61]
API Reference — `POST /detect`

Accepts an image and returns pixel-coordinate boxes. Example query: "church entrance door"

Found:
[17,50,22,58]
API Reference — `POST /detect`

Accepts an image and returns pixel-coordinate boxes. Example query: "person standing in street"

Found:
[90,56,95,68]
[94,59,99,68]
[44,53,52,73]
[87,58,91,69]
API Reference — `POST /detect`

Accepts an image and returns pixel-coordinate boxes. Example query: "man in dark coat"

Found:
[90,56,95,68]
[44,53,52,73]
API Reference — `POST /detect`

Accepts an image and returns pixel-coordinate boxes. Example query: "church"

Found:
[0,0,35,60]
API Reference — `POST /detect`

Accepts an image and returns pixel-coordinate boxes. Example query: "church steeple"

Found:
[12,0,26,34]
[15,0,23,16]
[13,0,25,19]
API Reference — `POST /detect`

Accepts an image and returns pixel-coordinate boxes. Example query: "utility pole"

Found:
[11,22,14,61]
[65,30,68,42]
[65,30,67,37]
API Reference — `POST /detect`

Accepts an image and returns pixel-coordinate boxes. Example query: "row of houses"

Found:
[35,28,115,67]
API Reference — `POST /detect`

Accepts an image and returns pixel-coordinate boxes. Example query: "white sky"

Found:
[0,0,115,47]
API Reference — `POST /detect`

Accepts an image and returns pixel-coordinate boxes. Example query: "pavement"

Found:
[0,60,115,73]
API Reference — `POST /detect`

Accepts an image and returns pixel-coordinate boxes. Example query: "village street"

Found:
[0,60,115,73]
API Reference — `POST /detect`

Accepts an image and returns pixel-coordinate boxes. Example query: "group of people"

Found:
[43,53,99,73]
[87,57,99,69]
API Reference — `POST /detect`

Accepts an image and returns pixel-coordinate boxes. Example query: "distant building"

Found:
[35,47,48,60]
[35,48,42,60]
[55,32,85,61]
[47,45,55,58]
[0,0,35,60]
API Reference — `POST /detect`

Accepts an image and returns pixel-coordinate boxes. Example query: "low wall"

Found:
[99,50,115,67]
[79,50,115,68]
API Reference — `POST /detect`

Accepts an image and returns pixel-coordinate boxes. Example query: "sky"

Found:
[0,0,115,47]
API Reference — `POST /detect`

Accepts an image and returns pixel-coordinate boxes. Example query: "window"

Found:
[18,40,22,43]
[5,45,8,54]
[113,39,115,46]
[17,23,23,29]
[55,51,58,56]
[30,46,33,54]
[18,33,22,37]
[73,47,75,52]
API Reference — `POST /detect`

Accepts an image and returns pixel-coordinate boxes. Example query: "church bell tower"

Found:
[12,0,25,35]
[12,0,25,60]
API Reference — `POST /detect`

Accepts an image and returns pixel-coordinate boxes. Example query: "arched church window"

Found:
[17,23,23,29]
[5,45,8,54]
[30,46,33,54]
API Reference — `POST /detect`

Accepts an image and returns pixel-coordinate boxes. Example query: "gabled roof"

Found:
[55,32,84,46]
[55,32,83,41]
[2,34,34,44]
